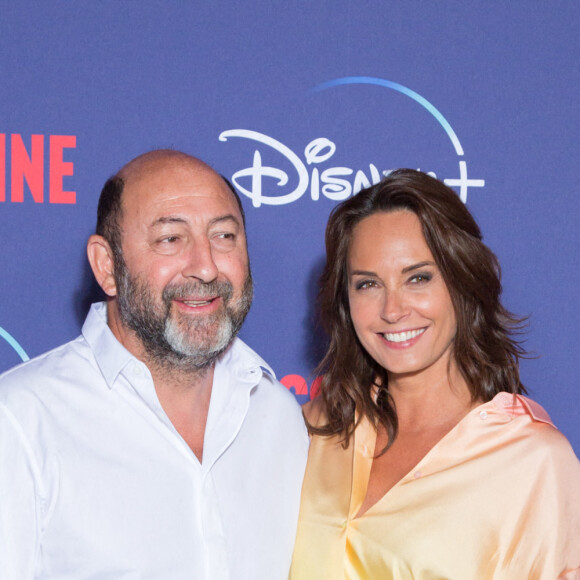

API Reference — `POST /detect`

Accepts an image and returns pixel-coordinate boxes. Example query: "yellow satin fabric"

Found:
[290,394,580,579]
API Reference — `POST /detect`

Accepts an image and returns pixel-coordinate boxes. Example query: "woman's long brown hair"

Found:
[309,169,527,449]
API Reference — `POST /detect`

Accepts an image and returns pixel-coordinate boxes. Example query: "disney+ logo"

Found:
[0,326,29,369]
[220,77,485,207]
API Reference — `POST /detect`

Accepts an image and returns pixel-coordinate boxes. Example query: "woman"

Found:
[290,170,580,579]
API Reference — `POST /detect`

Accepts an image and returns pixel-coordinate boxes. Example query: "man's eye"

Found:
[215,232,236,241]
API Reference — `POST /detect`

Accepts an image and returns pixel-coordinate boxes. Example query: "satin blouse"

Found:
[290,393,580,579]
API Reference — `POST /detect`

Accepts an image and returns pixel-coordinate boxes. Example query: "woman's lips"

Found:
[379,327,426,349]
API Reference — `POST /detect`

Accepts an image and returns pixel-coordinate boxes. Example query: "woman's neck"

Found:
[387,362,478,433]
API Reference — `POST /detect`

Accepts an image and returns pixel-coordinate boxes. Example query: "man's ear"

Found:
[87,235,117,297]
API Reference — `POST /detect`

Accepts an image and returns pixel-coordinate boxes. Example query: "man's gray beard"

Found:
[114,255,253,372]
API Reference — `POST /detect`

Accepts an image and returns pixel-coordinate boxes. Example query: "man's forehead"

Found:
[119,151,237,211]
[120,150,211,186]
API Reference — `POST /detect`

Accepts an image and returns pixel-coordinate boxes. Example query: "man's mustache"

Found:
[162,280,234,303]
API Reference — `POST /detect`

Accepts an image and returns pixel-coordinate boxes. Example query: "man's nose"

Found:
[181,238,219,283]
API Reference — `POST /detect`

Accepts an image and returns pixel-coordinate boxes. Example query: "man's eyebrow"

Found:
[401,261,436,274]
[209,214,241,228]
[150,216,187,227]
[149,214,241,228]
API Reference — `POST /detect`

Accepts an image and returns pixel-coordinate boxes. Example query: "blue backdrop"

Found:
[1,1,578,453]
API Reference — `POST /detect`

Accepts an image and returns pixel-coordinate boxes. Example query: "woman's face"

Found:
[347,210,457,381]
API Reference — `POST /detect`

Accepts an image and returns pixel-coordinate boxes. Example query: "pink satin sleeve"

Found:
[558,570,580,580]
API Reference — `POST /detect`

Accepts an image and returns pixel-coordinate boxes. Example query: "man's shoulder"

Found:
[0,335,91,403]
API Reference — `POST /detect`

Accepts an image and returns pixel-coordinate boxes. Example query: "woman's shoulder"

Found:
[499,394,579,467]
[302,396,328,428]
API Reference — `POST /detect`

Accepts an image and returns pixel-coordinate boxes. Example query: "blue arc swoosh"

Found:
[313,76,464,157]
[0,327,29,362]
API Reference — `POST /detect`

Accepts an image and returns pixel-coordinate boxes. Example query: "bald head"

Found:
[118,149,213,182]
[95,149,245,257]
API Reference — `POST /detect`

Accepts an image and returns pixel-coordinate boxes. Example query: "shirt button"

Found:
[479,411,488,421]
[133,365,142,376]
[414,471,422,479]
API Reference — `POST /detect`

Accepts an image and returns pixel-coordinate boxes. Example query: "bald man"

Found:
[0,150,308,580]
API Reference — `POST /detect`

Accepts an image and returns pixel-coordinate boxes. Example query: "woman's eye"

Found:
[409,273,432,284]
[355,280,377,290]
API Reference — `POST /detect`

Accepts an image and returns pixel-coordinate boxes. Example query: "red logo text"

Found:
[0,134,76,204]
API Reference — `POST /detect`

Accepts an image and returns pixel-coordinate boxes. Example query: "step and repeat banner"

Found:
[1,2,578,453]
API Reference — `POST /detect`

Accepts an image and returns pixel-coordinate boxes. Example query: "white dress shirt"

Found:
[0,302,309,580]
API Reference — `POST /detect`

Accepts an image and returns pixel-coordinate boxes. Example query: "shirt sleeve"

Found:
[539,428,580,579]
[0,402,41,580]
[557,569,580,579]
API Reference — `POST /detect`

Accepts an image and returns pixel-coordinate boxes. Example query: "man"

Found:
[0,150,308,579]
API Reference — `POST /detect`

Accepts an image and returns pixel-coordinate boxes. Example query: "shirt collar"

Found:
[82,301,275,391]
[218,336,275,380]
[82,302,137,388]
[492,392,555,427]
